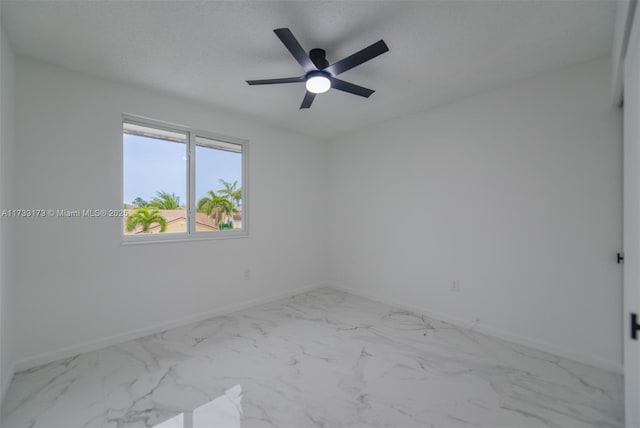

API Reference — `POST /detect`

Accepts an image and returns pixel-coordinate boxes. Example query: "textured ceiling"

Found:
[1,1,616,140]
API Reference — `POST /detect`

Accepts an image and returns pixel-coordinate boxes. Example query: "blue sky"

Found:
[123,134,241,205]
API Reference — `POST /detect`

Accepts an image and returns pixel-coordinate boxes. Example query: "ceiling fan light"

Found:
[306,74,331,94]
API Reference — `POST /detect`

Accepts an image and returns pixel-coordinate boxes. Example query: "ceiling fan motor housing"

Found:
[309,48,330,70]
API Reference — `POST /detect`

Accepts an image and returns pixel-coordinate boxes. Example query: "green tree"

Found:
[197,190,236,227]
[218,179,242,208]
[150,191,181,209]
[132,197,148,208]
[126,207,168,233]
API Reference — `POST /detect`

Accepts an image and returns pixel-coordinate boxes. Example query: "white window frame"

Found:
[121,114,249,244]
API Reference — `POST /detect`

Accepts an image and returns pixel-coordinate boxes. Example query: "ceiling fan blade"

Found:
[325,40,389,76]
[274,28,316,73]
[246,76,305,85]
[300,91,316,109]
[330,78,375,98]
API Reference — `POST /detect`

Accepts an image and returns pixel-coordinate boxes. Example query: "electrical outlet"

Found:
[243,269,250,280]
[451,280,460,292]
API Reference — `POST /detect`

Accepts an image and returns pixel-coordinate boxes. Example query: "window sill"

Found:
[120,231,249,246]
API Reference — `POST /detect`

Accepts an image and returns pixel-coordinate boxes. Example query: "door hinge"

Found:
[632,313,639,340]
[617,252,624,264]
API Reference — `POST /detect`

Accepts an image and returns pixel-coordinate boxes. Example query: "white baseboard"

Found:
[10,281,622,380]
[328,283,623,375]
[13,283,325,373]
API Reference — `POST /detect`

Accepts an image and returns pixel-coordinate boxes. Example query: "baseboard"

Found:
[328,283,623,375]
[11,282,623,377]
[13,283,325,373]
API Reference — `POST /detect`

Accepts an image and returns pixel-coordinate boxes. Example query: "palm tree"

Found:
[197,190,235,227]
[126,207,168,233]
[218,198,239,228]
[218,179,242,208]
[150,191,181,209]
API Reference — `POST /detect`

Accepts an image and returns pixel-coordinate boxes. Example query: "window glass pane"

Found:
[195,136,243,232]
[123,122,187,235]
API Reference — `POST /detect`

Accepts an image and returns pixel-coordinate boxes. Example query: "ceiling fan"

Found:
[246,28,389,109]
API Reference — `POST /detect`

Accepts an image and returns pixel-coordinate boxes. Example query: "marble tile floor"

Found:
[1,287,623,428]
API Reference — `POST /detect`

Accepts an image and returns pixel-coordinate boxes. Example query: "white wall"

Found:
[11,57,327,368]
[5,51,623,381]
[0,15,16,403]
[328,57,623,372]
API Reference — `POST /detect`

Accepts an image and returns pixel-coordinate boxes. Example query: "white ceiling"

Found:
[1,1,616,140]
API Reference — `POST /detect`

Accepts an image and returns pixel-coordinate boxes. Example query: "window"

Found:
[122,115,248,242]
